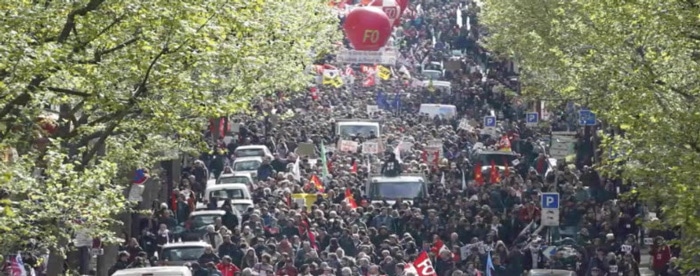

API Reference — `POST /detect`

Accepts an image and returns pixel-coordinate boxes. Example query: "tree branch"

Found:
[0,75,47,120]
[74,14,126,53]
[79,47,169,167]
[45,87,91,97]
[57,0,106,43]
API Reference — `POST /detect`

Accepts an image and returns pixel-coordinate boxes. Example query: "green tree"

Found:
[0,0,340,268]
[482,0,700,268]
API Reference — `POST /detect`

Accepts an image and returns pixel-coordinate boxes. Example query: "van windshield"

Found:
[369,181,425,200]
[476,153,518,167]
[337,124,379,138]
[161,246,206,262]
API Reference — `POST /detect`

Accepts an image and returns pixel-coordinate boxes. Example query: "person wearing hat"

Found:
[107,251,130,275]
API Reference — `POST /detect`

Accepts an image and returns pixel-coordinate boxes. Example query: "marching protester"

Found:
[22,0,667,276]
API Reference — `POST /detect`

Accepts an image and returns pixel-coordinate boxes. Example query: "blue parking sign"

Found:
[578,110,596,126]
[483,116,496,127]
[541,193,560,209]
[526,112,538,126]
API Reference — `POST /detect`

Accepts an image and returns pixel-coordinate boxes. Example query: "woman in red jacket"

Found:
[650,237,671,276]
[217,256,240,276]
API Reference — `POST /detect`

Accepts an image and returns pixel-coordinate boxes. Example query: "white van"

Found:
[419,104,457,119]
[112,266,192,276]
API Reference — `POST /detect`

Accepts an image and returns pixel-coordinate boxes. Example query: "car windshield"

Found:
[528,270,575,276]
[338,124,379,138]
[161,246,206,262]
[209,189,246,200]
[422,70,442,80]
[233,203,250,213]
[218,176,249,184]
[369,181,425,200]
[477,153,518,167]
[191,214,221,229]
[235,148,264,157]
[233,160,261,171]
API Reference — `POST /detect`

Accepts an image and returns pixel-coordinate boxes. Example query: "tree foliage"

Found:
[482,0,700,267]
[0,0,340,254]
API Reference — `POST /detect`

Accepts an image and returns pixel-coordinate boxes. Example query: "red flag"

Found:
[498,135,511,151]
[308,229,319,250]
[345,188,358,209]
[362,74,376,87]
[310,175,324,192]
[489,160,501,184]
[430,239,444,255]
[351,160,358,173]
[474,163,484,186]
[344,65,355,76]
[412,251,437,276]
[309,87,319,101]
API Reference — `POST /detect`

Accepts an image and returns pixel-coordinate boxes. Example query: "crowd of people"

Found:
[1,0,683,276]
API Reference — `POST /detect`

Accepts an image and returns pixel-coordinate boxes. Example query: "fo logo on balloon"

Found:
[363,30,380,43]
[342,7,392,51]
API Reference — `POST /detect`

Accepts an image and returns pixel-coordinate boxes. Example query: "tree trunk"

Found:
[45,250,64,276]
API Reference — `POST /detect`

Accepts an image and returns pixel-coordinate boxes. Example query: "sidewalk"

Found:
[640,248,652,275]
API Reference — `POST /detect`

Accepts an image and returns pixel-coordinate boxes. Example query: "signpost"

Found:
[336,48,398,65]
[483,116,496,128]
[578,109,596,126]
[526,112,539,126]
[541,192,560,227]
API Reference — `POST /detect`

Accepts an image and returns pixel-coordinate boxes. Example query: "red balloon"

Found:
[369,0,401,27]
[395,0,408,13]
[343,7,392,51]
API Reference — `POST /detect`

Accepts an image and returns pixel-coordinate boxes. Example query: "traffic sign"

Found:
[541,209,560,226]
[526,112,539,126]
[541,192,560,209]
[483,116,496,128]
[578,110,596,126]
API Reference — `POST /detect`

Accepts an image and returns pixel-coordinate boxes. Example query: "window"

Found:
[218,176,249,184]
[338,125,379,138]
[233,203,251,213]
[369,181,424,200]
[209,189,246,200]
[190,215,221,229]
[235,148,264,157]
[161,246,206,262]
[233,160,261,171]
[477,153,518,167]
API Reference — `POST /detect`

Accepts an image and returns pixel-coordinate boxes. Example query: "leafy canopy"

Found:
[482,0,700,266]
[0,0,340,253]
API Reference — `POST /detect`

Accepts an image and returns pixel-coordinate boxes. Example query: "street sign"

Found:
[526,112,539,126]
[336,48,398,65]
[541,192,560,209]
[541,209,560,226]
[578,109,596,126]
[483,116,496,128]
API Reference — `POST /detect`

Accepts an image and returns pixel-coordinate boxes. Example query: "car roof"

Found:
[233,156,263,162]
[371,175,425,182]
[162,241,211,249]
[219,173,252,178]
[190,210,226,216]
[112,266,192,275]
[230,199,254,204]
[235,145,268,150]
[205,183,248,191]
